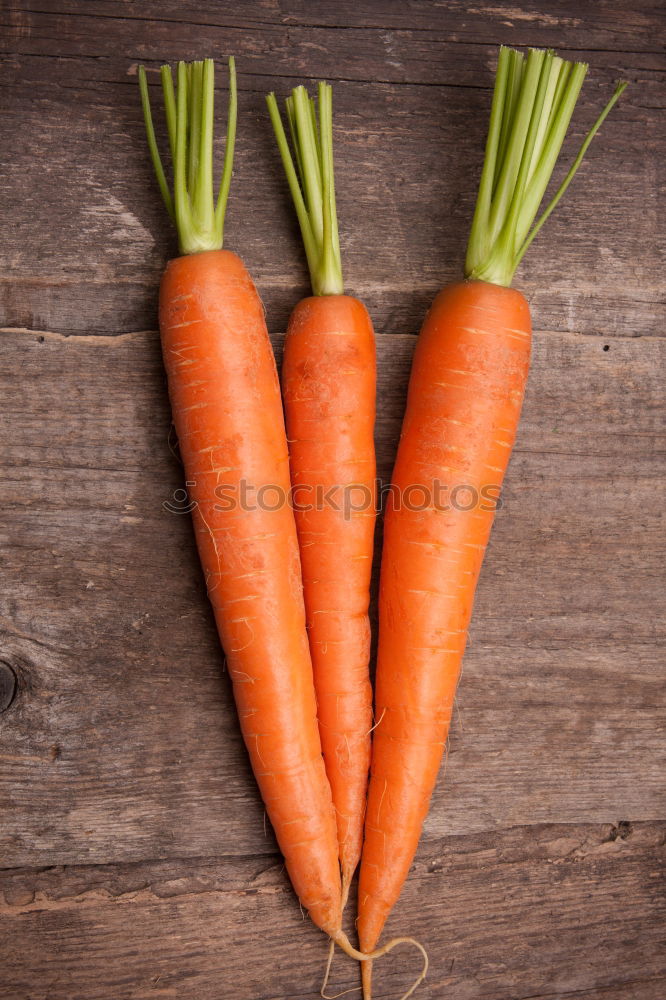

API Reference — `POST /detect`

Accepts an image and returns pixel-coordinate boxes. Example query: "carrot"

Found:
[358,47,627,995]
[266,83,376,906]
[138,57,343,937]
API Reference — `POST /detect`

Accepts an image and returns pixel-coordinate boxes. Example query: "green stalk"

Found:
[318,82,339,294]
[495,48,525,186]
[465,46,511,279]
[160,65,177,165]
[214,57,237,242]
[187,61,202,195]
[293,86,324,247]
[266,82,344,297]
[138,66,174,221]
[138,56,237,255]
[487,48,546,246]
[465,46,627,287]
[515,80,628,268]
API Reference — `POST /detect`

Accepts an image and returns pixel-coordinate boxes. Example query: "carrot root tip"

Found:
[361,958,373,1000]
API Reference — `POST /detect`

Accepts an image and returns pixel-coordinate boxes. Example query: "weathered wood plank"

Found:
[1,7,664,997]
[1,3,663,337]
[1,822,664,1000]
[0,326,663,870]
[5,0,665,54]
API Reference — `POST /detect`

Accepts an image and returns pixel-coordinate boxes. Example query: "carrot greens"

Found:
[138,57,237,255]
[465,46,627,287]
[266,83,343,296]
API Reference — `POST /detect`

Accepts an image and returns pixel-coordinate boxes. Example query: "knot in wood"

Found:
[0,661,17,712]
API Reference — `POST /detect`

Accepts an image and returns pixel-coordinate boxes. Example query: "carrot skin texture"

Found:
[358,279,531,953]
[159,250,341,935]
[282,295,376,894]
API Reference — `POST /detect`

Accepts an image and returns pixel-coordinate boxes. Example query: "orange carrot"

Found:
[267,85,376,903]
[139,57,342,937]
[358,47,627,996]
[160,250,342,932]
[283,295,375,900]
[359,280,530,986]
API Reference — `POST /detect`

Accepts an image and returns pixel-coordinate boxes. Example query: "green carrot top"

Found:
[266,83,343,297]
[138,57,237,255]
[465,46,627,287]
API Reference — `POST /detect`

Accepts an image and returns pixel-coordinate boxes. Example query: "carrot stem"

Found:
[160,65,177,165]
[515,79,628,267]
[266,83,344,296]
[267,91,319,279]
[214,57,237,240]
[138,65,174,221]
[187,61,202,195]
[138,56,237,255]
[465,46,627,286]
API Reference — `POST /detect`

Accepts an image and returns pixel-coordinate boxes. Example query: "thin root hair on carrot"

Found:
[331,931,429,1000]
[367,707,386,735]
[320,937,362,999]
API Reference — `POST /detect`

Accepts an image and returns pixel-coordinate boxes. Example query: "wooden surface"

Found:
[1,2,664,999]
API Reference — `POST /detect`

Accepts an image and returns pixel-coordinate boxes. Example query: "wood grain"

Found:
[2,2,665,998]
[2,823,664,1000]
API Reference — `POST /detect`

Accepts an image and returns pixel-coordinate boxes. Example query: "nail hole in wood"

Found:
[603,344,610,351]
[0,662,18,712]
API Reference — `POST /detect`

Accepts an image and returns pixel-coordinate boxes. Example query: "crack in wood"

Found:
[5,5,665,59]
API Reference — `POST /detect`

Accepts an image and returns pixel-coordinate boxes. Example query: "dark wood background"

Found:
[1,2,664,998]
